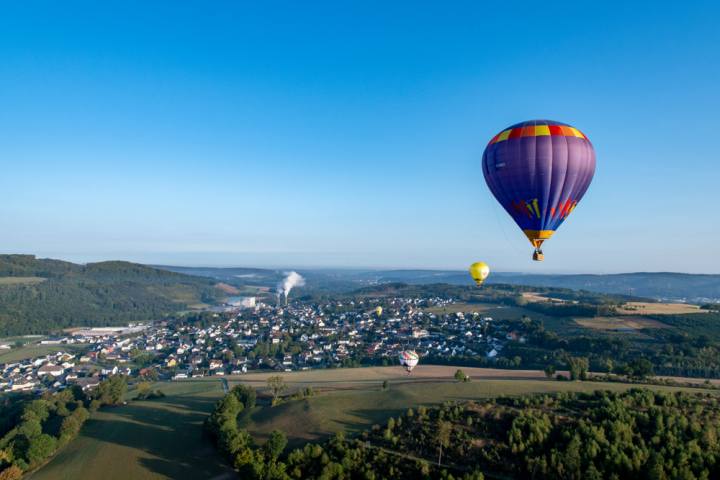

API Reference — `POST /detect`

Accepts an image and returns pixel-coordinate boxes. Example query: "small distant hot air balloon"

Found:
[469,262,490,286]
[375,306,383,317]
[398,350,419,374]
[482,120,596,261]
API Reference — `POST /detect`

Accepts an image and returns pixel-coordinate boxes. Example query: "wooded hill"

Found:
[0,255,225,336]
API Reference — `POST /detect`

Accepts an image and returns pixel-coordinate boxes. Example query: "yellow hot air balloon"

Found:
[374,306,383,317]
[469,262,490,286]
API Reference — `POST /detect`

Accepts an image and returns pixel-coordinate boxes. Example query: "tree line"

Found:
[0,376,127,479]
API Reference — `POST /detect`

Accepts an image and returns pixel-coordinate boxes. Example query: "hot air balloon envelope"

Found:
[398,350,419,373]
[469,262,490,286]
[482,120,595,260]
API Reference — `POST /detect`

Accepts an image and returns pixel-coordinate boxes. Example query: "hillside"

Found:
[492,272,720,303]
[272,388,720,479]
[339,270,720,303]
[31,369,716,480]
[153,265,720,303]
[0,255,225,336]
[354,270,719,302]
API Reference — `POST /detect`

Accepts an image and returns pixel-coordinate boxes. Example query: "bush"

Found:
[0,465,23,480]
[454,369,469,382]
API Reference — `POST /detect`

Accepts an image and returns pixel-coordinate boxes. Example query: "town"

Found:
[0,295,531,395]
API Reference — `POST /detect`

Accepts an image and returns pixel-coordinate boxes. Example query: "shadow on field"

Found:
[333,407,407,432]
[81,394,235,479]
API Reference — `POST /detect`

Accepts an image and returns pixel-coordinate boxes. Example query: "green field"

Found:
[27,381,233,480]
[240,375,718,448]
[0,276,46,285]
[28,366,720,479]
[0,344,85,363]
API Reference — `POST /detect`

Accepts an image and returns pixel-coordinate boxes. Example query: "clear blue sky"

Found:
[1,1,719,273]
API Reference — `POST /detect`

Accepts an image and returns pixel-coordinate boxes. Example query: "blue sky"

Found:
[1,1,719,273]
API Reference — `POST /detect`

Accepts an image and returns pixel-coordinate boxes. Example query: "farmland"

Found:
[29,366,720,479]
[573,316,669,332]
[615,301,704,315]
[0,276,46,285]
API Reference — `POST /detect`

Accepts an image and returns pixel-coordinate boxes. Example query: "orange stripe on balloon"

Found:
[489,124,589,145]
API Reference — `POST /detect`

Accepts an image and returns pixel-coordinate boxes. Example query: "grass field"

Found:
[235,366,718,448]
[616,301,704,315]
[521,292,569,303]
[27,381,233,480]
[574,316,669,332]
[0,276,46,285]
[29,366,720,479]
[0,344,85,363]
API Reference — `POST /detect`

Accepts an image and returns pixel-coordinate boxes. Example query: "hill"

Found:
[492,271,720,303]
[271,388,720,479]
[28,368,718,480]
[154,265,362,294]
[344,270,720,303]
[152,265,720,303]
[0,255,226,336]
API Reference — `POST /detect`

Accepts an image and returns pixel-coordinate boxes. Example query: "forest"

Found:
[0,255,224,335]
[207,386,720,480]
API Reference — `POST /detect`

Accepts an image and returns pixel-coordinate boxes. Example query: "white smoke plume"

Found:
[278,271,305,301]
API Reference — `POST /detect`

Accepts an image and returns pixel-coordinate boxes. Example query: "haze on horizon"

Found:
[1,1,719,274]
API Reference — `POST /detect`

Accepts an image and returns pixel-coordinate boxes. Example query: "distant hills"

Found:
[3,255,717,336]
[342,270,719,302]
[156,265,720,303]
[345,270,720,303]
[488,272,720,303]
[0,255,227,336]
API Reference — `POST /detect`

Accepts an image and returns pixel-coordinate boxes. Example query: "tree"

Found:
[136,381,152,399]
[130,350,155,367]
[437,420,452,466]
[140,367,159,381]
[267,376,287,405]
[59,407,89,442]
[0,465,22,480]
[25,433,57,466]
[454,369,467,382]
[264,430,287,460]
[231,384,256,409]
[544,364,556,378]
[628,358,654,379]
[94,376,127,405]
[567,357,589,381]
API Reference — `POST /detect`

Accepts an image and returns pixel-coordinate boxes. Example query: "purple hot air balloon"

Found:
[482,120,596,261]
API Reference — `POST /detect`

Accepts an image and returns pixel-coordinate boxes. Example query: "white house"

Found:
[37,364,64,376]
